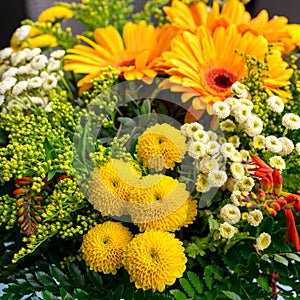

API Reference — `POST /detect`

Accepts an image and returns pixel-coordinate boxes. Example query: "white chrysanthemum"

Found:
[233,106,252,124]
[0,76,17,94]
[199,156,219,174]
[282,113,300,130]
[231,81,248,98]
[256,232,271,251]
[208,170,227,188]
[253,135,265,150]
[235,176,255,192]
[230,162,245,180]
[224,97,240,112]
[11,51,27,66]
[27,77,44,89]
[226,177,238,193]
[244,115,263,137]
[230,190,244,206]
[196,173,210,193]
[31,96,46,107]
[31,55,48,70]
[25,48,42,60]
[239,98,254,110]
[220,119,236,132]
[247,209,263,227]
[186,122,204,138]
[218,136,226,145]
[43,75,57,90]
[269,156,286,171]
[219,222,238,239]
[45,101,54,112]
[278,137,294,155]
[12,80,28,96]
[193,129,209,143]
[180,123,190,136]
[220,204,241,224]
[7,99,24,111]
[212,101,230,119]
[17,64,38,76]
[188,141,206,159]
[50,49,65,59]
[267,95,284,113]
[240,150,250,161]
[296,143,300,155]
[47,59,61,72]
[0,47,13,60]
[228,150,242,163]
[1,67,18,80]
[206,141,221,156]
[220,142,235,159]
[264,135,283,153]
[14,25,31,40]
[228,135,240,148]
[207,130,218,141]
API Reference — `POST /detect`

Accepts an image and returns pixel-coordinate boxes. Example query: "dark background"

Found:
[0,0,299,49]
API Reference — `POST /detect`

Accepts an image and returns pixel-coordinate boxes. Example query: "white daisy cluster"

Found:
[0,47,65,113]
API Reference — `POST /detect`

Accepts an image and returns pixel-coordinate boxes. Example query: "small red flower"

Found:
[284,208,300,251]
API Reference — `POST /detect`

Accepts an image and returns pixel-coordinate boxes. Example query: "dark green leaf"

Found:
[187,271,204,294]
[35,271,57,287]
[67,262,86,288]
[256,276,270,291]
[86,268,103,288]
[274,254,289,266]
[73,288,89,300]
[169,289,187,300]
[60,288,74,300]
[49,265,72,288]
[179,278,196,298]
[25,273,43,289]
[41,290,58,300]
[222,291,241,300]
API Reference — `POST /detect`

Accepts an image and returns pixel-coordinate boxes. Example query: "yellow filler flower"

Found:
[123,230,187,292]
[81,221,132,274]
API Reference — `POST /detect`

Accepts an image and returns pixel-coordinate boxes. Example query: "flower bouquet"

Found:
[1,0,300,299]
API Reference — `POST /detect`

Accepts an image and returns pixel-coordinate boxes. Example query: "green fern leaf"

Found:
[186,271,204,294]
[49,265,72,289]
[169,289,188,300]
[74,288,90,300]
[67,262,86,288]
[42,290,58,300]
[179,278,196,298]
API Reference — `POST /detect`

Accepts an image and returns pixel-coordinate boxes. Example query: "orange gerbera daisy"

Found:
[164,0,296,53]
[64,21,177,94]
[162,24,292,112]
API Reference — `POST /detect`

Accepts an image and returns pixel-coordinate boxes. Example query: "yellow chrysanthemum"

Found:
[287,24,300,48]
[182,197,198,227]
[64,21,177,94]
[122,230,187,292]
[128,174,190,232]
[165,0,296,52]
[136,123,187,171]
[81,221,132,274]
[37,6,74,23]
[162,24,292,111]
[87,159,141,217]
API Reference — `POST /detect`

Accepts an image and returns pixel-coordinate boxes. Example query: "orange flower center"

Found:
[205,67,238,93]
[117,59,135,67]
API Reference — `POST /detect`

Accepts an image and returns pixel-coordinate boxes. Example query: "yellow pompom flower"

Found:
[88,159,141,217]
[128,174,190,232]
[136,123,187,171]
[182,197,198,227]
[123,230,187,292]
[81,221,132,274]
[37,6,74,23]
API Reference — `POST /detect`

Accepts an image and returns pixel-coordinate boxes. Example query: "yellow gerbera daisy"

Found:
[128,174,190,232]
[135,123,187,171]
[162,24,292,111]
[87,159,141,217]
[81,221,132,274]
[122,230,187,292]
[165,0,296,52]
[64,21,177,93]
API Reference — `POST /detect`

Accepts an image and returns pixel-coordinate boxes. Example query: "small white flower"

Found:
[239,98,254,110]
[1,67,18,80]
[208,170,227,187]
[186,122,204,137]
[207,130,218,141]
[47,59,61,72]
[10,51,27,66]
[0,47,13,60]
[31,96,46,107]
[193,129,209,143]
[17,64,38,76]
[196,173,210,193]
[265,135,282,153]
[206,141,221,156]
[228,135,240,148]
[267,95,284,113]
[50,49,65,59]
[212,101,230,119]
[226,177,238,192]
[199,156,219,174]
[231,81,248,98]
[43,75,57,91]
[0,76,17,94]
[0,95,4,106]
[256,232,271,251]
[230,190,244,206]
[220,119,236,132]
[253,135,265,150]
[296,143,300,155]
[25,48,42,60]
[220,142,236,159]
[14,25,31,40]
[31,55,48,70]
[224,97,240,112]
[229,150,242,162]
[180,123,190,136]
[244,115,263,137]
[240,150,250,161]
[27,77,44,89]
[278,137,294,155]
[219,222,238,239]
[188,141,206,159]
[12,80,28,95]
[282,113,300,130]
[220,204,241,224]
[269,156,286,171]
[247,209,263,227]
[45,101,54,112]
[230,162,245,180]
[233,106,252,124]
[235,176,255,192]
